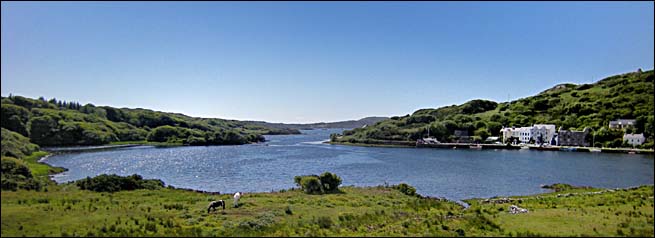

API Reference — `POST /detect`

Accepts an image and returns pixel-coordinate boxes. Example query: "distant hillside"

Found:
[1,96,300,147]
[333,69,654,149]
[247,116,389,130]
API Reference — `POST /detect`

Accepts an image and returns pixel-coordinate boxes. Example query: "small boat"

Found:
[520,146,530,150]
[469,144,482,150]
[589,148,601,153]
[628,151,636,154]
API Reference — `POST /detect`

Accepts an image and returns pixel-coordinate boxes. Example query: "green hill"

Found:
[1,95,300,147]
[247,116,389,130]
[332,69,654,149]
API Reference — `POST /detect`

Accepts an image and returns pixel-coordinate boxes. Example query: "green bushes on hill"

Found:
[75,174,165,193]
[391,183,417,196]
[294,172,342,194]
[1,157,42,191]
[1,95,294,147]
[1,128,39,159]
[1,103,31,136]
[334,70,655,148]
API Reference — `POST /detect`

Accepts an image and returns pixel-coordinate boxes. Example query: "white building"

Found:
[500,127,514,143]
[500,127,532,144]
[517,127,532,144]
[531,124,557,145]
[623,133,645,146]
[609,119,636,129]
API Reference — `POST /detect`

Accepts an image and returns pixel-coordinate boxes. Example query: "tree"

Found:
[299,176,322,194]
[318,172,342,192]
[474,128,490,141]
[146,125,180,142]
[486,121,503,136]
[27,116,58,145]
[1,104,30,136]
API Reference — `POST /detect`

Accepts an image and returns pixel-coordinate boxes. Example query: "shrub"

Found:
[1,128,40,158]
[75,174,164,193]
[392,183,417,196]
[147,126,181,142]
[316,216,333,229]
[1,104,30,136]
[300,176,322,194]
[1,157,32,178]
[1,156,42,191]
[285,206,293,215]
[295,173,343,194]
[318,172,342,193]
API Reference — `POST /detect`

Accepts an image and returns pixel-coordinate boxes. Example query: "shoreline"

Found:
[36,148,654,204]
[328,141,655,155]
[32,139,653,204]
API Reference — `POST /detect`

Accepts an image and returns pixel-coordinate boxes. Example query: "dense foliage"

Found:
[75,174,165,193]
[333,70,655,149]
[391,183,417,196]
[294,172,342,194]
[0,95,298,147]
[0,157,41,191]
[1,128,40,158]
[0,127,53,191]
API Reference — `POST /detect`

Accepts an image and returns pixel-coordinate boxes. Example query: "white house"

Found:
[517,127,533,144]
[609,119,636,129]
[531,124,557,145]
[623,133,645,146]
[501,127,533,144]
[500,127,514,143]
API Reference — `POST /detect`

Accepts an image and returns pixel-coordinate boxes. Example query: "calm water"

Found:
[43,129,654,201]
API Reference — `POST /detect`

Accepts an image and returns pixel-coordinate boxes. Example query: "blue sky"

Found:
[2,2,653,123]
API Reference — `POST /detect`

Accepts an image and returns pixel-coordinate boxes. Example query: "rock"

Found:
[508,205,528,214]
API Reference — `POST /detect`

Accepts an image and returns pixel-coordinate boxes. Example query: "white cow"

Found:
[233,192,242,208]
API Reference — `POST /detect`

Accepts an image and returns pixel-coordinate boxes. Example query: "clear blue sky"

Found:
[2,2,653,123]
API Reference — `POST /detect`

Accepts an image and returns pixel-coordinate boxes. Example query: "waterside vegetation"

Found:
[1,95,300,147]
[1,171,653,237]
[332,70,655,150]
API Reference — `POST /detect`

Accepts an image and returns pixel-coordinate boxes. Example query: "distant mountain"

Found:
[247,117,389,131]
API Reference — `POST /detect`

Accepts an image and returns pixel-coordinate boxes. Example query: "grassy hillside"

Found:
[1,179,652,237]
[1,127,63,191]
[1,95,299,147]
[333,69,654,149]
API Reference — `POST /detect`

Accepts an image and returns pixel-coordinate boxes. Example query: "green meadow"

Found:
[2,175,653,237]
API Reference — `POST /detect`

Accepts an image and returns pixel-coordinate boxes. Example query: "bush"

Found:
[318,172,342,192]
[316,216,333,229]
[1,104,30,136]
[285,206,293,215]
[75,174,164,193]
[295,173,343,194]
[1,157,32,178]
[392,183,417,196]
[186,135,207,145]
[300,176,323,194]
[1,128,40,158]
[147,126,181,142]
[1,157,42,191]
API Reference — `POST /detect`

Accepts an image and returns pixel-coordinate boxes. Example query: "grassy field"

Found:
[2,181,653,237]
